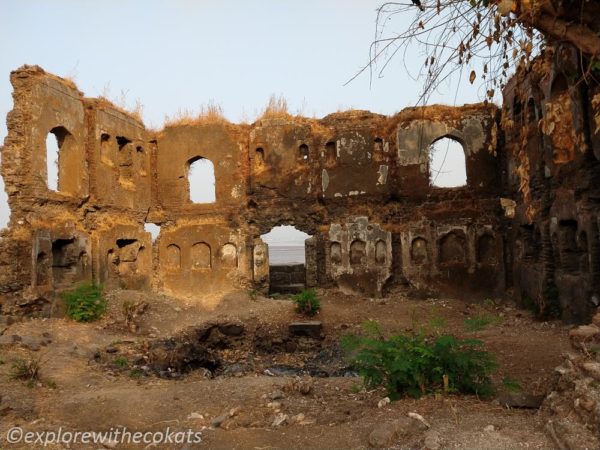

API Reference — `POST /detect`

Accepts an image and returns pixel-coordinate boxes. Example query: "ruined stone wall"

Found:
[153,105,503,300]
[503,44,600,323]
[0,66,153,315]
[0,65,505,314]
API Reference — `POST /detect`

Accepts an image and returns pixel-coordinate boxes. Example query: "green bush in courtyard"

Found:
[291,289,321,317]
[62,282,106,322]
[341,322,496,399]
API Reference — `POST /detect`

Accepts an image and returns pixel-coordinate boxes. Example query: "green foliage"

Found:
[291,289,321,317]
[248,289,258,301]
[10,358,40,383]
[350,383,363,394]
[362,319,383,337]
[114,357,129,368]
[62,282,106,322]
[428,315,447,332]
[501,376,522,393]
[463,314,499,332]
[341,325,496,399]
[130,368,143,378]
[482,298,496,309]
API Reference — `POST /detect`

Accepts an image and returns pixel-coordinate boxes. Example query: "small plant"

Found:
[45,379,57,389]
[10,358,41,383]
[501,376,522,393]
[350,383,363,394]
[362,319,383,337]
[291,289,321,317]
[464,314,496,332]
[114,357,129,368]
[62,282,106,322]
[341,322,496,399]
[428,314,447,332]
[248,289,258,301]
[130,368,143,378]
[482,298,496,309]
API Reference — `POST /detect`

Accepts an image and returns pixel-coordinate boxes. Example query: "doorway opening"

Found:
[260,225,312,294]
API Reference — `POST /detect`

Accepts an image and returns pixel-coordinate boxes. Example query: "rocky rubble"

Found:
[542,312,600,449]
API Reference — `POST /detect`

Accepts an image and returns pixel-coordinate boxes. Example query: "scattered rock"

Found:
[408,412,431,428]
[211,414,229,428]
[269,389,285,400]
[368,417,427,448]
[187,412,204,420]
[569,325,600,349]
[271,412,288,427]
[289,322,322,339]
[497,392,545,409]
[423,430,441,450]
[292,413,305,423]
[377,397,391,408]
[581,361,600,381]
[106,346,118,354]
[101,439,118,449]
[484,425,495,432]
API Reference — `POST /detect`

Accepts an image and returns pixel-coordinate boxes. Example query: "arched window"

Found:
[165,244,181,270]
[299,144,309,161]
[325,141,337,165]
[46,131,60,191]
[0,175,8,230]
[411,237,428,264]
[188,157,216,203]
[330,242,342,264]
[375,239,387,264]
[191,242,211,269]
[255,147,265,167]
[350,239,366,266]
[46,126,78,195]
[219,243,238,268]
[428,137,467,188]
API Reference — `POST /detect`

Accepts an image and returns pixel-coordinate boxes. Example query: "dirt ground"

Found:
[0,288,571,449]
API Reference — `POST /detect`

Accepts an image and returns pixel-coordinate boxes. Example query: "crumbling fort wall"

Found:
[502,45,600,323]
[0,64,529,316]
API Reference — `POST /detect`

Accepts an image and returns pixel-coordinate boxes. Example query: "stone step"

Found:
[269,283,305,295]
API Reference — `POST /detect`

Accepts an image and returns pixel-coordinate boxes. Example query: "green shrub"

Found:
[463,314,498,332]
[291,289,320,317]
[62,282,106,322]
[341,325,496,399]
[114,357,129,368]
[501,376,522,393]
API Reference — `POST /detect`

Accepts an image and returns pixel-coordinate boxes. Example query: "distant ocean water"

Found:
[269,245,305,264]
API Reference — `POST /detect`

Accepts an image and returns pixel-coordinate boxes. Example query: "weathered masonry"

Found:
[0,59,598,323]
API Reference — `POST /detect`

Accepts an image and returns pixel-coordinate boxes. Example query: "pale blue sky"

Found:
[0,0,482,232]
